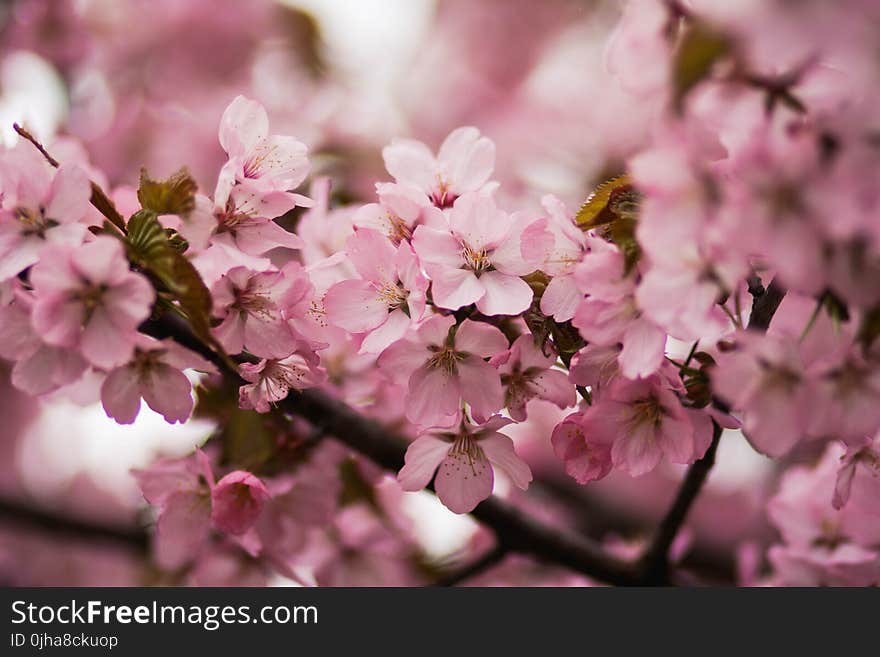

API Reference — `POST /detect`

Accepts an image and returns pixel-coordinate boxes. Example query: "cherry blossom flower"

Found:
[324,227,428,354]
[377,315,508,429]
[412,191,534,316]
[29,236,155,369]
[132,450,215,570]
[521,195,586,322]
[238,351,326,412]
[211,265,305,359]
[211,470,271,536]
[215,95,311,209]
[551,411,615,484]
[0,281,87,395]
[352,182,446,244]
[398,416,532,513]
[100,337,214,424]
[0,143,92,282]
[382,127,495,208]
[491,334,575,421]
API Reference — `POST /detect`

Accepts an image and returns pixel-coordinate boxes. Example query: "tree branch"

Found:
[0,496,149,552]
[434,545,508,587]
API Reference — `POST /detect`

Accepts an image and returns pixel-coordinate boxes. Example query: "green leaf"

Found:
[673,23,731,113]
[125,209,215,347]
[137,167,197,217]
[575,176,642,274]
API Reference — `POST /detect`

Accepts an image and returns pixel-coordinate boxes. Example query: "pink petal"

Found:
[81,307,136,369]
[474,270,532,316]
[619,318,666,379]
[540,274,582,322]
[219,95,269,155]
[359,308,411,355]
[479,432,532,490]
[142,364,194,424]
[428,267,484,311]
[454,318,508,357]
[406,365,462,429]
[412,225,464,269]
[101,365,143,424]
[397,434,451,491]
[457,356,504,422]
[155,490,212,569]
[45,164,91,222]
[383,138,437,192]
[324,279,390,333]
[434,447,494,513]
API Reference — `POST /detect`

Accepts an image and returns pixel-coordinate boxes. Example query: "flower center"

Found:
[375,281,408,310]
[448,434,487,476]
[626,396,665,433]
[427,346,461,373]
[461,244,491,275]
[15,205,54,236]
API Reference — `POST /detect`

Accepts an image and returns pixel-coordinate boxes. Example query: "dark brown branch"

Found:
[636,422,722,584]
[747,276,786,332]
[0,496,149,552]
[434,545,508,587]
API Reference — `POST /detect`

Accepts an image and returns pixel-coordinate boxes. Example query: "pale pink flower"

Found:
[29,236,155,369]
[382,127,495,208]
[522,195,586,322]
[377,315,508,429]
[324,227,428,354]
[604,0,672,98]
[101,337,214,424]
[568,344,621,397]
[832,434,880,511]
[0,282,87,395]
[182,186,303,255]
[352,182,446,244]
[712,332,817,458]
[572,237,667,379]
[551,411,615,484]
[0,142,92,281]
[238,351,326,412]
[211,470,271,536]
[412,191,534,316]
[215,95,311,209]
[211,265,304,359]
[571,373,703,477]
[398,416,532,514]
[491,334,575,421]
[132,450,215,570]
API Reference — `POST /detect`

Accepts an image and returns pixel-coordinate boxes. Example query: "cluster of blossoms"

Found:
[2,0,880,586]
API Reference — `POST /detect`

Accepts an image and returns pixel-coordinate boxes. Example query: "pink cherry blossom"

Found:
[211,470,271,536]
[215,95,311,209]
[101,337,214,424]
[324,228,428,354]
[211,265,305,359]
[382,127,495,208]
[522,195,586,322]
[29,236,155,369]
[377,315,508,429]
[0,281,88,395]
[398,416,532,514]
[132,450,215,570]
[0,143,92,281]
[352,182,446,244]
[412,191,534,316]
[551,411,615,484]
[238,351,326,413]
[491,334,575,421]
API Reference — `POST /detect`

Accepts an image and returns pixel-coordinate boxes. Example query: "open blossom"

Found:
[0,143,92,281]
[398,416,532,513]
[211,265,308,359]
[571,236,667,379]
[211,470,271,536]
[29,236,155,369]
[0,282,87,394]
[377,315,508,429]
[214,95,311,209]
[558,372,708,478]
[238,351,326,413]
[352,182,446,244]
[382,127,495,208]
[133,450,215,570]
[413,191,534,316]
[101,337,214,424]
[324,227,428,354]
[712,332,817,458]
[521,195,586,322]
[491,334,575,421]
[182,185,303,255]
[832,434,880,511]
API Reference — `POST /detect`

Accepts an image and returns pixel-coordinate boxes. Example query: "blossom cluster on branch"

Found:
[1,0,880,586]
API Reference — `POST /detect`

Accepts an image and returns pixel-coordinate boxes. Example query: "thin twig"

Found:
[434,545,508,587]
